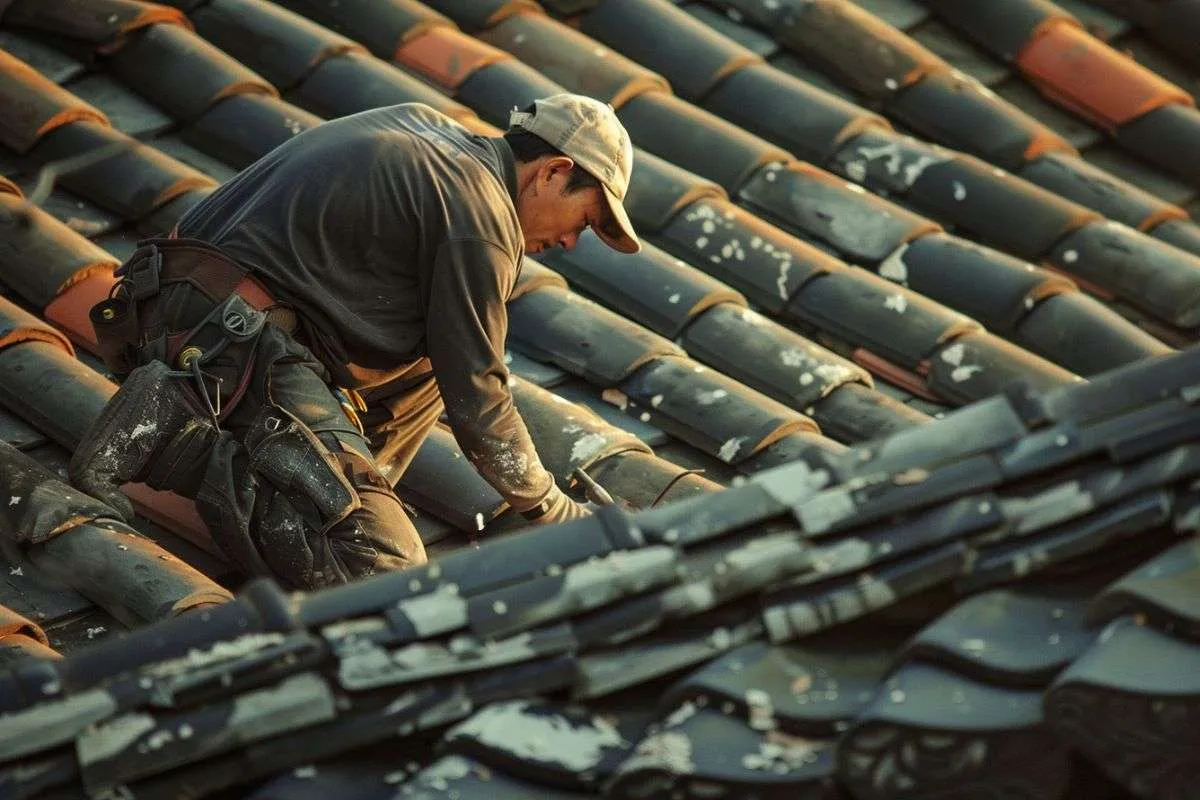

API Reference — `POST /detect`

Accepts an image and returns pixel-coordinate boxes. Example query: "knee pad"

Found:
[245,405,360,528]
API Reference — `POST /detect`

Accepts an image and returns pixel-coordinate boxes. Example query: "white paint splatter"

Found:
[878,244,909,283]
[650,394,664,408]
[570,433,609,464]
[951,365,983,382]
[1062,249,1078,263]
[696,389,728,405]
[718,437,744,463]
[777,259,792,301]
[780,349,807,368]
[695,236,709,249]
[884,294,908,313]
[668,293,681,304]
[952,181,967,201]
[7,496,19,506]
[941,343,965,366]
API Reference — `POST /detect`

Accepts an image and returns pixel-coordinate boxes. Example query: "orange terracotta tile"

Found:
[1016,17,1194,130]
[393,27,508,90]
[43,264,118,352]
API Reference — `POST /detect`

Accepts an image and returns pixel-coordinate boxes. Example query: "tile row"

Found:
[919,0,1200,189]
[2,341,1196,797]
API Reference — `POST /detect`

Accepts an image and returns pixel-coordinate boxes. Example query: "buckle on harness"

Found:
[220,294,267,342]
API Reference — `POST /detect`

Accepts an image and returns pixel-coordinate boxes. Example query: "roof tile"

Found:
[180,93,321,169]
[654,195,840,312]
[479,11,669,108]
[617,87,791,194]
[0,48,109,153]
[805,382,933,442]
[787,267,978,372]
[885,68,1075,169]
[680,2,780,60]
[619,355,819,465]
[579,0,761,102]
[272,0,453,59]
[1018,150,1186,231]
[27,120,216,221]
[0,30,85,84]
[724,0,942,98]
[927,330,1080,402]
[190,0,365,92]
[906,17,1010,86]
[623,148,726,235]
[62,73,174,138]
[1113,101,1200,189]
[0,0,190,47]
[919,0,1069,63]
[1016,17,1194,130]
[453,57,564,126]
[0,192,118,309]
[542,232,746,339]
[393,25,508,90]
[703,62,890,166]
[739,161,941,266]
[508,285,684,385]
[285,50,473,123]
[105,22,279,124]
[391,424,506,531]
[993,75,1105,150]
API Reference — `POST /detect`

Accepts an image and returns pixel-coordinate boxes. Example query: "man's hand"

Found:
[524,483,593,525]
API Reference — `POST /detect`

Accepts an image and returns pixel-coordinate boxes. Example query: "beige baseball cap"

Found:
[509,94,641,255]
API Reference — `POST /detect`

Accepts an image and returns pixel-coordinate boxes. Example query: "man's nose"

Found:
[558,231,580,251]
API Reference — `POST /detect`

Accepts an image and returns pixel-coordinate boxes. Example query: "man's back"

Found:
[176,104,524,386]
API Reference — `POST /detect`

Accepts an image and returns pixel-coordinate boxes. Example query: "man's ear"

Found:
[540,155,575,186]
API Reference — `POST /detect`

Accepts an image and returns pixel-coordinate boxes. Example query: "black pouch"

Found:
[89,294,140,379]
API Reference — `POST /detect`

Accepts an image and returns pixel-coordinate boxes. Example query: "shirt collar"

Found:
[487,136,520,207]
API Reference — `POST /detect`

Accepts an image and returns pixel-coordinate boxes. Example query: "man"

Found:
[72,93,641,590]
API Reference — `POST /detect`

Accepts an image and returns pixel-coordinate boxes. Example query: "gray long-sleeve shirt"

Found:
[176,104,554,512]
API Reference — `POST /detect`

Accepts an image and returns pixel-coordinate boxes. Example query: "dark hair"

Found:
[504,109,602,194]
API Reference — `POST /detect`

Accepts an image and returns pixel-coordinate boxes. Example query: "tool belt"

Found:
[90,237,286,420]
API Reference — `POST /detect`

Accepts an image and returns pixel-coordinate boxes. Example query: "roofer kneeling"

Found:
[72,94,641,590]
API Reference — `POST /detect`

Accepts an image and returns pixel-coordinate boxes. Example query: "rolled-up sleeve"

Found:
[424,238,555,512]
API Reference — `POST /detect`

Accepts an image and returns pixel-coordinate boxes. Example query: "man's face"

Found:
[516,156,608,255]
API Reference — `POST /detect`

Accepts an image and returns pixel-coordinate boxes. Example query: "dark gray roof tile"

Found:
[1046,615,1200,800]
[617,90,792,195]
[105,21,279,124]
[1114,102,1200,190]
[579,0,761,103]
[285,50,474,123]
[479,11,669,108]
[508,284,684,385]
[0,0,189,47]
[618,355,820,466]
[884,69,1073,170]
[0,190,119,308]
[1047,219,1200,328]
[0,48,109,154]
[0,31,85,84]
[703,61,889,166]
[61,73,174,139]
[680,2,780,59]
[181,93,321,169]
[1014,290,1174,376]
[548,379,670,447]
[452,57,564,127]
[271,0,452,61]
[993,76,1106,151]
[28,120,216,221]
[850,0,932,31]
[906,18,1011,86]
[391,424,506,532]
[624,147,726,235]
[541,231,746,339]
[918,0,1067,63]
[190,0,365,92]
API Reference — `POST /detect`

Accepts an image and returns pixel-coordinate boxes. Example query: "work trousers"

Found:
[151,281,435,590]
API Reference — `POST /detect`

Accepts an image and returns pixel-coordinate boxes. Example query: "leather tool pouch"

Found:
[90,294,141,380]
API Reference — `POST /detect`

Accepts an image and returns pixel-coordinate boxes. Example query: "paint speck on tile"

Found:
[799,372,814,386]
[651,394,664,408]
[697,389,728,405]
[878,244,909,283]
[952,181,967,201]
[1062,249,1078,263]
[7,496,19,506]
[702,220,716,234]
[777,259,792,301]
[668,293,681,304]
[884,294,908,313]
[884,78,898,90]
[696,236,709,249]
[780,349,806,368]
[941,342,965,365]
[639,412,651,422]
[718,437,744,463]
[951,365,983,382]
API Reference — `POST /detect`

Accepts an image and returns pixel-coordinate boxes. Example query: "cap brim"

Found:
[595,184,641,255]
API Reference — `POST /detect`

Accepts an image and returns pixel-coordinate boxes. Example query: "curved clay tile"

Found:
[479,11,669,109]
[0,191,120,309]
[105,22,279,123]
[181,93,322,169]
[425,0,545,33]
[1,0,191,47]
[577,0,762,102]
[189,0,365,92]
[393,25,509,89]
[272,0,454,60]
[0,295,74,357]
[1016,16,1194,130]
[453,56,563,124]
[0,48,109,153]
